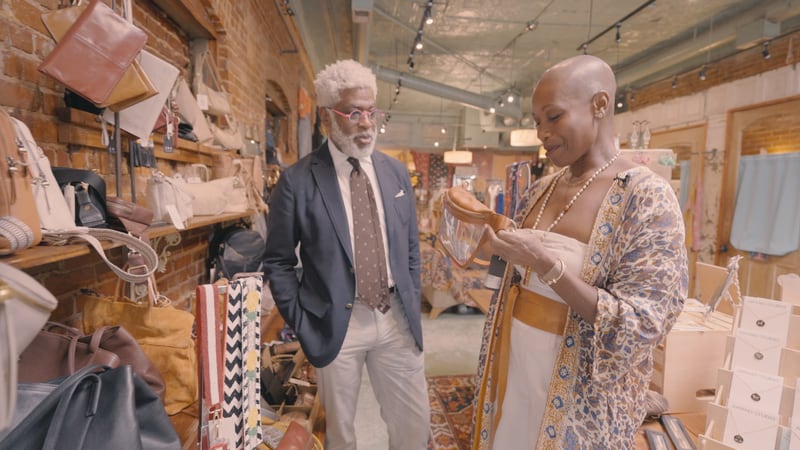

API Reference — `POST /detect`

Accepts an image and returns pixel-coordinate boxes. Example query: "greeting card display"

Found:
[727,367,784,414]
[739,296,792,342]
[722,403,780,449]
[731,328,784,374]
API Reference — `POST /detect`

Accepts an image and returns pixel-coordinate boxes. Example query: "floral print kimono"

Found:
[472,166,688,450]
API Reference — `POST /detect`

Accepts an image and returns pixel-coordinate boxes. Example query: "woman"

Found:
[471,55,688,449]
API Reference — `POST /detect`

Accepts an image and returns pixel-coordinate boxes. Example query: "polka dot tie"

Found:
[347,157,390,313]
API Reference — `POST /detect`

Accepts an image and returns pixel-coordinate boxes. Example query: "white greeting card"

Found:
[728,367,784,414]
[732,329,784,374]
[740,296,792,343]
[723,402,780,450]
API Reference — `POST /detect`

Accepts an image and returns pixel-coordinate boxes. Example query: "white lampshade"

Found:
[443,149,473,164]
[510,129,542,147]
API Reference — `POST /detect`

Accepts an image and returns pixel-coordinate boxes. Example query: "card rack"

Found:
[697,300,800,450]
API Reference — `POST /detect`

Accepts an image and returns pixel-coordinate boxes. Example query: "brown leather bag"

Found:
[38,0,148,106]
[40,2,157,111]
[0,109,42,255]
[18,322,166,399]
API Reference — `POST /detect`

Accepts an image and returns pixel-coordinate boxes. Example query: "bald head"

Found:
[536,55,616,105]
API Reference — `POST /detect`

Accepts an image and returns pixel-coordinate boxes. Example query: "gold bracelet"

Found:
[539,259,565,286]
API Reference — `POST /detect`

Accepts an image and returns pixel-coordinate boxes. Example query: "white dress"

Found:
[493,230,588,450]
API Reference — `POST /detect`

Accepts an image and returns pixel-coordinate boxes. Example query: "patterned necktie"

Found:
[347,157,391,313]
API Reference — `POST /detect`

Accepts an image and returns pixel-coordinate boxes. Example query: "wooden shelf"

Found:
[58,108,216,166]
[1,211,254,270]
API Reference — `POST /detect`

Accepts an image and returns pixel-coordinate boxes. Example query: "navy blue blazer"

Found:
[264,142,423,368]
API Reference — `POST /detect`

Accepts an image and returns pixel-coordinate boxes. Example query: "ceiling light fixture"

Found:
[699,65,707,81]
[443,135,472,165]
[489,106,496,114]
[671,75,678,89]
[762,41,771,60]
[576,0,655,51]
[525,20,538,32]
[615,24,621,43]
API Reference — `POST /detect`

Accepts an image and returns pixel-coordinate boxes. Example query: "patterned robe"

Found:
[472,166,688,449]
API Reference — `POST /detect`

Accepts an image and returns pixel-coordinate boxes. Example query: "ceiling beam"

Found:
[372,65,522,119]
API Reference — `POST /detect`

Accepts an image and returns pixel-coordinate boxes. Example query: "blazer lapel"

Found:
[311,143,354,264]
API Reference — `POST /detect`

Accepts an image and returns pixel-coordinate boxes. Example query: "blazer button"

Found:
[345,303,354,309]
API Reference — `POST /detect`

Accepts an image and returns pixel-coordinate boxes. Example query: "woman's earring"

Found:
[595,111,605,119]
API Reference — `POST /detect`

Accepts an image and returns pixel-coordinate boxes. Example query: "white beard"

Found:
[329,118,376,159]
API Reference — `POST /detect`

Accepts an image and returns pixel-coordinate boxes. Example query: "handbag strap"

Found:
[42,228,158,283]
[0,216,36,256]
[0,365,106,446]
[41,370,103,450]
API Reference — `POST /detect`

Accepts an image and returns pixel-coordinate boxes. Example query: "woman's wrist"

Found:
[538,258,565,286]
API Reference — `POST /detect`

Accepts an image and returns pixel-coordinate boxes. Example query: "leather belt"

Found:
[511,285,569,335]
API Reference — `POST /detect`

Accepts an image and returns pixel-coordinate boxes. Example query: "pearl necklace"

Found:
[531,151,621,232]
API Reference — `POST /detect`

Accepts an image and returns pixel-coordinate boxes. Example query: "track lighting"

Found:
[489,106,496,114]
[762,41,771,60]
[615,24,621,43]
[699,65,707,81]
[441,127,446,134]
[671,75,678,89]
[507,93,514,103]
[525,20,538,32]
[415,41,423,50]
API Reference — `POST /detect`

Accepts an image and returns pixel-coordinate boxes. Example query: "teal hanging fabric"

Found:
[730,152,800,256]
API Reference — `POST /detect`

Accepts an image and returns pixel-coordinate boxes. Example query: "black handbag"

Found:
[0,365,180,450]
[52,167,108,228]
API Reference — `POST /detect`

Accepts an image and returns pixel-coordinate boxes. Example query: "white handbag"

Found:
[145,170,194,226]
[174,165,229,216]
[0,262,58,429]
[9,117,73,232]
[174,78,213,144]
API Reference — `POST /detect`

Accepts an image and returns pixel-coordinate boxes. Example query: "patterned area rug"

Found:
[427,374,476,450]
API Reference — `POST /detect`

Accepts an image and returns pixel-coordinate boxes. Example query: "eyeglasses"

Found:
[328,107,383,123]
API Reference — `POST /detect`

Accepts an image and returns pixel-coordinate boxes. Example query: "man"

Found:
[264,59,430,450]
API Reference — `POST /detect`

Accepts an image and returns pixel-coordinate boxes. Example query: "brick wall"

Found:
[627,30,800,111]
[1,0,313,321]
[741,113,800,156]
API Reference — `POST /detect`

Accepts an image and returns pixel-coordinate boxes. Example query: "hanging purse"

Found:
[40,0,157,111]
[0,262,58,430]
[145,170,195,226]
[38,0,148,106]
[438,185,515,268]
[0,365,180,449]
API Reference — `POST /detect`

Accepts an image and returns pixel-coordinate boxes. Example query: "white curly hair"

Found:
[313,59,377,107]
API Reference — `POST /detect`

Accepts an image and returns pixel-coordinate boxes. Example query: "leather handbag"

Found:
[103,49,180,141]
[38,0,148,106]
[9,117,74,233]
[0,365,180,450]
[106,196,154,238]
[438,185,515,268]
[0,110,42,255]
[40,1,157,111]
[81,276,197,415]
[17,322,166,400]
[172,165,229,216]
[145,170,195,226]
[52,167,108,229]
[174,77,213,143]
[0,262,58,430]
